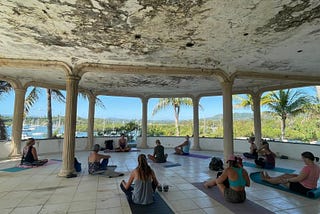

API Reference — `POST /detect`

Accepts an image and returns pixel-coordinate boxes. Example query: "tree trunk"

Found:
[174,109,180,136]
[47,89,53,138]
[281,117,286,141]
[316,86,320,100]
[0,117,7,140]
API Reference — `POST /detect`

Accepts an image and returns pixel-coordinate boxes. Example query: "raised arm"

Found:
[177,140,188,147]
[98,153,111,160]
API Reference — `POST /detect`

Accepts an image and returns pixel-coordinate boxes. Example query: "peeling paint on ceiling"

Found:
[0,0,319,96]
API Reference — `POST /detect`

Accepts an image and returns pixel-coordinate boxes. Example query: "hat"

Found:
[226,154,236,163]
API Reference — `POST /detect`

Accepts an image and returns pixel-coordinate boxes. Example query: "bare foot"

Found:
[204,182,211,188]
[260,171,266,180]
[263,171,270,179]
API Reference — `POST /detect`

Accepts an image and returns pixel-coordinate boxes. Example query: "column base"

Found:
[191,146,201,150]
[139,145,149,149]
[58,169,76,178]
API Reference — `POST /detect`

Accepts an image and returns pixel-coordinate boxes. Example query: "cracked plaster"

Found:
[0,0,319,96]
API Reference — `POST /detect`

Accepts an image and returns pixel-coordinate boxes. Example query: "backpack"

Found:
[209,157,224,171]
[105,140,114,150]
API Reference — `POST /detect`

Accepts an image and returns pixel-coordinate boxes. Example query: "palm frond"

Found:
[24,87,41,115]
[51,89,66,103]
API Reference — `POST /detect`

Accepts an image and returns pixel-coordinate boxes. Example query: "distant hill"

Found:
[206,112,253,120]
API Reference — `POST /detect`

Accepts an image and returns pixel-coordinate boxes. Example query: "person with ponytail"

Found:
[120,154,159,205]
[261,151,320,196]
[204,154,250,203]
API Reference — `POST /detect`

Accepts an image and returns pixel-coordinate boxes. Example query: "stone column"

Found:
[86,92,96,150]
[252,92,262,147]
[221,81,234,162]
[192,96,200,150]
[10,88,26,156]
[140,96,148,148]
[58,75,80,177]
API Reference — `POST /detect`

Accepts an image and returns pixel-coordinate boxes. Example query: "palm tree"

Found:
[0,82,66,138]
[47,89,65,138]
[0,81,12,95]
[233,93,272,111]
[152,98,194,136]
[266,89,309,141]
[24,87,42,116]
[23,87,66,138]
[316,86,320,99]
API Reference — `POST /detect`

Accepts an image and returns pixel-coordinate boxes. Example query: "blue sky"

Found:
[1,86,317,121]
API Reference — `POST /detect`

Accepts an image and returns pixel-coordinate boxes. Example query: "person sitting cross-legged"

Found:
[174,135,191,155]
[204,155,250,203]
[115,133,131,152]
[243,136,258,159]
[21,138,48,166]
[255,140,276,169]
[148,139,168,163]
[88,144,111,175]
[120,154,160,205]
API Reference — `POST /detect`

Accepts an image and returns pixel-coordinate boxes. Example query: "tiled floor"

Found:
[0,149,319,214]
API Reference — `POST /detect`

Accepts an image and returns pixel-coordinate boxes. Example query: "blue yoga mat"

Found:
[163,162,181,168]
[250,172,320,199]
[243,162,295,173]
[128,192,174,214]
[174,153,211,159]
[0,167,31,172]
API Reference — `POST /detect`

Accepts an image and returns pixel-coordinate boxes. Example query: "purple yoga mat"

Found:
[192,182,274,214]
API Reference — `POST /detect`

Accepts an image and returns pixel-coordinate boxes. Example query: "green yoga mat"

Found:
[250,172,320,199]
[0,167,31,172]
[192,182,274,214]
[243,162,295,173]
[128,192,174,214]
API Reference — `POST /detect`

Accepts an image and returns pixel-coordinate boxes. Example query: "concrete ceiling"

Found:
[0,0,320,98]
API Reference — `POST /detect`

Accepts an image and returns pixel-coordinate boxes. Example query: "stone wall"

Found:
[0,137,319,161]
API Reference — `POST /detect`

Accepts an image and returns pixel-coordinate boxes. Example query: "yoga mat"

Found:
[152,161,181,168]
[192,182,274,214]
[243,162,295,173]
[163,162,181,168]
[128,192,174,214]
[174,153,211,159]
[50,159,62,161]
[104,148,141,153]
[0,167,31,172]
[250,172,320,199]
[104,170,124,178]
[45,160,61,166]
[91,165,124,177]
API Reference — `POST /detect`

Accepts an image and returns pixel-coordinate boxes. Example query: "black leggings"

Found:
[289,182,312,195]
